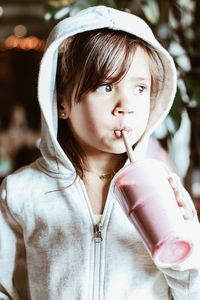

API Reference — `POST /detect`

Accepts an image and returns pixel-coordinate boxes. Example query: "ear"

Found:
[57,92,70,119]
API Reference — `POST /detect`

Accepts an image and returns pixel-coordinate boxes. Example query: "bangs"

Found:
[57,30,142,102]
[75,30,138,98]
[57,29,164,103]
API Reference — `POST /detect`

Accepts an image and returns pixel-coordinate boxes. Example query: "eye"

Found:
[96,84,112,93]
[133,85,146,95]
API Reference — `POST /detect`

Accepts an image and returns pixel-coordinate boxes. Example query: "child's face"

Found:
[66,47,151,156]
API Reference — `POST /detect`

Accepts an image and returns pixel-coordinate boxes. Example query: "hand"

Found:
[168,173,197,220]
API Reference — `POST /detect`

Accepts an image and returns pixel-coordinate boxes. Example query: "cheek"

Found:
[136,97,150,118]
[134,98,150,131]
[84,103,108,127]
[142,104,150,122]
[76,107,100,135]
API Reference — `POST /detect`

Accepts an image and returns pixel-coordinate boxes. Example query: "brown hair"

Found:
[56,29,164,178]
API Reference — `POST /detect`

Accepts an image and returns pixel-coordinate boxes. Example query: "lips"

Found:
[114,130,123,138]
[114,127,132,138]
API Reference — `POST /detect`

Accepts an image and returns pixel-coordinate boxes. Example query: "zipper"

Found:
[94,224,103,243]
[93,224,103,300]
[78,180,115,300]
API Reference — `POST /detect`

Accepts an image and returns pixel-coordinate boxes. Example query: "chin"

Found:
[108,146,128,154]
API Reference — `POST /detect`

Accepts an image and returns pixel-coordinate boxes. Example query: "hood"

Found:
[37,5,177,176]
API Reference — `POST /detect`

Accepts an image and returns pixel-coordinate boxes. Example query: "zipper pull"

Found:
[94,224,103,243]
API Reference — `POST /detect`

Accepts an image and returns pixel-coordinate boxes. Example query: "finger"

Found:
[168,173,193,206]
[168,173,197,220]
[179,206,197,220]
[168,174,185,206]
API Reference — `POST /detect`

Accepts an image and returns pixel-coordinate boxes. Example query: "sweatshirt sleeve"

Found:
[0,179,29,300]
[160,216,200,300]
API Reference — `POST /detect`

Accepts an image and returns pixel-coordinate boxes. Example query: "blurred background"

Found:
[0,0,200,214]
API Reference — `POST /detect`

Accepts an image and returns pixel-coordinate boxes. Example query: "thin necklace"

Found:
[84,169,116,180]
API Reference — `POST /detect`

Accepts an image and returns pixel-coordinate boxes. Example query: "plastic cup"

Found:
[112,159,193,268]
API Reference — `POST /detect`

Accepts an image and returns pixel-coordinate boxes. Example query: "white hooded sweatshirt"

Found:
[0,6,200,300]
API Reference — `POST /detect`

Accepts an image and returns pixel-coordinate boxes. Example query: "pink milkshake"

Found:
[112,159,192,268]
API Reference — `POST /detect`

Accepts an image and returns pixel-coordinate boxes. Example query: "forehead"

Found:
[111,46,151,82]
[128,47,151,77]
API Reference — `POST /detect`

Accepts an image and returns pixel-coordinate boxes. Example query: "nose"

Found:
[113,106,134,116]
[112,86,135,116]
[113,101,134,116]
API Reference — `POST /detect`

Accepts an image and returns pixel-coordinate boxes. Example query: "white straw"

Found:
[122,131,134,163]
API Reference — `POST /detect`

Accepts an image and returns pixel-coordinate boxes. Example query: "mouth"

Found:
[114,127,133,138]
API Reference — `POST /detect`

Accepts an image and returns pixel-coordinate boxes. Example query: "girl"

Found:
[0,6,200,300]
